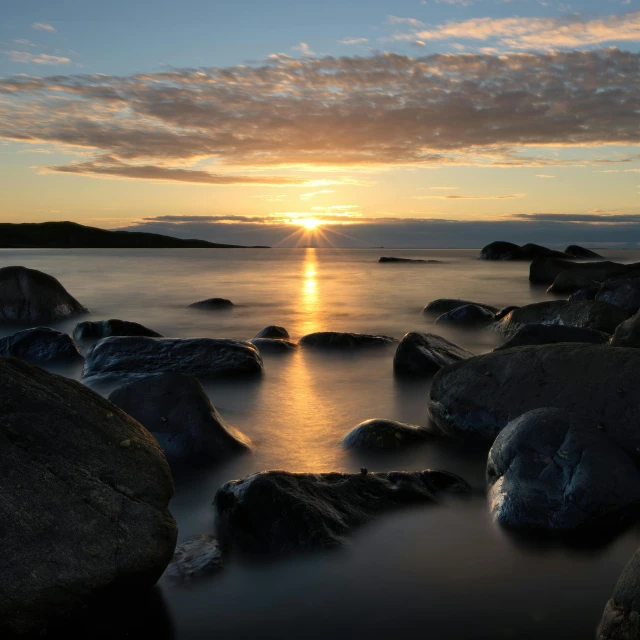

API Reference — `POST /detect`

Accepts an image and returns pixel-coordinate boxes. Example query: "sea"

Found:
[3,246,640,640]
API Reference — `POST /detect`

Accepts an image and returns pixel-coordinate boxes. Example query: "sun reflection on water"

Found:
[300,247,320,334]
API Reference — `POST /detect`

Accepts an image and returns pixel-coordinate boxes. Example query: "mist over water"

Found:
[3,246,640,639]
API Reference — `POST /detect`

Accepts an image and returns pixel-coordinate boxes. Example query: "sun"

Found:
[300,218,320,230]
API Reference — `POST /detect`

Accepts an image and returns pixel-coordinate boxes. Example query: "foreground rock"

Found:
[569,287,599,302]
[530,258,629,285]
[74,319,163,342]
[0,358,177,636]
[490,300,630,337]
[565,245,604,260]
[83,337,263,385]
[379,257,442,264]
[598,549,640,640]
[423,299,498,315]
[213,469,470,554]
[597,278,640,312]
[0,265,87,324]
[0,327,83,364]
[435,304,496,327]
[250,337,299,353]
[254,325,290,340]
[188,298,233,310]
[341,419,431,450]
[393,332,473,376]
[494,324,609,350]
[487,408,640,532]
[166,535,223,584]
[428,343,640,450]
[299,332,396,349]
[547,270,602,294]
[479,241,568,261]
[610,311,640,348]
[109,373,250,467]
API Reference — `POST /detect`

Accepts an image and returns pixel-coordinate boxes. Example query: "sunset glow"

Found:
[299,218,320,230]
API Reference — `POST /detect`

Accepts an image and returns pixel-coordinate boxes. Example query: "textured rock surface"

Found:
[299,332,396,349]
[166,535,223,584]
[340,419,431,450]
[530,258,629,285]
[188,298,234,310]
[547,270,602,294]
[480,242,568,261]
[0,327,83,364]
[568,287,599,302]
[610,311,640,348]
[494,324,609,351]
[393,332,473,376]
[254,325,290,340]
[422,299,498,315]
[597,278,640,312]
[565,245,604,260]
[74,319,163,342]
[435,304,495,327]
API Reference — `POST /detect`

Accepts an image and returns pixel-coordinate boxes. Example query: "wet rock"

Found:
[487,408,640,531]
[565,245,604,260]
[82,337,263,386]
[0,327,83,364]
[167,535,223,584]
[109,372,250,466]
[188,298,234,310]
[393,332,473,376]
[74,319,163,342]
[213,469,470,554]
[597,278,640,312]
[479,241,568,261]
[547,270,602,294]
[530,258,629,285]
[490,300,630,337]
[569,287,599,302]
[299,332,396,349]
[610,311,640,348]
[435,304,495,327]
[250,337,299,353]
[340,419,431,450]
[494,324,609,351]
[494,305,520,321]
[423,299,498,315]
[427,343,640,450]
[379,257,443,263]
[0,265,87,324]
[0,357,177,636]
[254,325,290,340]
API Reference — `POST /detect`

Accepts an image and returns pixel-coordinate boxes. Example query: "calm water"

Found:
[4,247,640,639]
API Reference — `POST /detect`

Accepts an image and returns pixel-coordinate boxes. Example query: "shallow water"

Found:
[3,247,640,639]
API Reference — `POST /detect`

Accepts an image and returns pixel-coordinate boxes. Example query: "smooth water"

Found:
[3,247,640,639]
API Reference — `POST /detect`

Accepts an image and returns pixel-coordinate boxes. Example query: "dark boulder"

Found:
[435,304,495,327]
[568,287,599,302]
[299,332,396,349]
[479,241,568,261]
[249,338,299,353]
[530,258,629,285]
[0,357,177,637]
[0,327,83,364]
[254,325,290,340]
[393,332,473,376]
[0,265,87,324]
[166,535,223,584]
[494,305,520,321]
[74,319,163,342]
[188,298,233,310]
[109,373,250,467]
[423,298,498,315]
[427,343,640,451]
[565,245,604,260]
[83,337,263,386]
[487,408,640,531]
[494,324,609,351]
[597,278,640,312]
[213,469,470,554]
[340,419,431,450]
[379,257,442,264]
[610,311,640,348]
[547,270,602,294]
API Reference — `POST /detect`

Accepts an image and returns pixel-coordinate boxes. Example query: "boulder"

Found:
[379,257,442,264]
[249,338,299,353]
[0,327,83,364]
[166,535,223,584]
[490,300,630,337]
[597,278,640,312]
[487,408,640,532]
[82,337,263,386]
[0,357,177,636]
[74,319,163,342]
[565,245,604,260]
[427,343,640,451]
[435,304,495,327]
[393,332,473,376]
[568,287,599,302]
[213,469,470,554]
[298,332,396,349]
[0,265,87,324]
[108,373,250,467]
[188,298,233,310]
[340,419,431,450]
[494,305,520,321]
[610,311,640,348]
[530,258,629,285]
[479,241,568,261]
[547,270,602,294]
[254,325,290,340]
[422,299,498,315]
[494,324,609,351]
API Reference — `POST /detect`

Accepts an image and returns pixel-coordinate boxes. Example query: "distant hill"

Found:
[0,221,268,249]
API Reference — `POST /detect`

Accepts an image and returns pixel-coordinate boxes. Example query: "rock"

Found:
[213,469,470,554]
[0,357,177,636]
[82,337,263,386]
[597,278,640,312]
[340,419,431,450]
[422,299,498,315]
[547,270,602,294]
[494,324,609,351]
[494,305,520,321]
[298,332,396,349]
[0,327,83,364]
[529,258,629,285]
[487,408,640,531]
[254,325,290,340]
[427,343,640,451]
[610,311,640,348]
[393,332,474,376]
[379,257,442,263]
[569,287,599,302]
[188,298,233,310]
[565,245,604,260]
[249,337,299,353]
[108,373,250,466]
[597,549,640,640]
[74,319,163,342]
[435,304,495,327]
[479,241,568,261]
[166,535,223,584]
[490,300,630,337]
[0,265,87,324]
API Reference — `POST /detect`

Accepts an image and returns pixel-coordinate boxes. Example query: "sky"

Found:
[0,0,639,247]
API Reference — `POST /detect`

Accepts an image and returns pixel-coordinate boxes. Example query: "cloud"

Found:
[536,174,556,178]
[340,38,369,45]
[388,16,424,27]
[300,189,336,199]
[292,42,314,56]
[13,39,36,47]
[414,193,526,200]
[3,51,70,65]
[31,23,56,32]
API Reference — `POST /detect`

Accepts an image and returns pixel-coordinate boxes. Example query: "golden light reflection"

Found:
[301,247,319,334]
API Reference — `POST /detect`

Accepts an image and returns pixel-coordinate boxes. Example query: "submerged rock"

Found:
[74,319,163,342]
[0,265,87,324]
[487,408,640,532]
[428,343,640,450]
[0,358,177,636]
[393,332,473,376]
[379,257,442,264]
[188,298,234,310]
[83,337,263,385]
[254,325,290,340]
[530,258,629,285]
[249,337,299,353]
[423,298,498,315]
[597,278,640,312]
[213,469,470,554]
[565,245,604,260]
[435,304,495,327]
[494,324,609,351]
[479,242,568,261]
[610,311,640,348]
[109,373,250,467]
[167,535,223,584]
[299,332,396,349]
[341,419,431,450]
[0,327,83,364]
